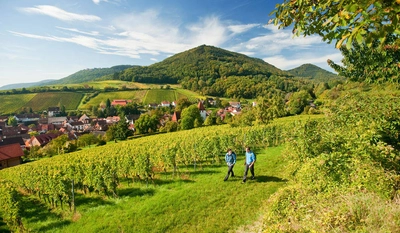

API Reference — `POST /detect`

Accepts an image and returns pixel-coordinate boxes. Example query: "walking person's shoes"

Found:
[251,176,255,180]
[224,177,228,181]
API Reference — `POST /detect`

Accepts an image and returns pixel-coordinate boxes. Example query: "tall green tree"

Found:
[180,105,203,130]
[328,35,400,83]
[271,0,400,49]
[287,90,312,115]
[7,116,17,127]
[134,114,158,134]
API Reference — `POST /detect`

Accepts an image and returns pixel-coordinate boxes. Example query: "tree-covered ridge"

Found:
[287,63,344,83]
[115,45,291,84]
[47,65,135,85]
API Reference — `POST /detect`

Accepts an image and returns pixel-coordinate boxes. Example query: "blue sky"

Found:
[0,0,342,88]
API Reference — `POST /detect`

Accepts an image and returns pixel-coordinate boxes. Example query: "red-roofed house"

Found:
[25,133,61,148]
[171,111,181,122]
[161,101,170,107]
[111,99,132,107]
[0,143,24,169]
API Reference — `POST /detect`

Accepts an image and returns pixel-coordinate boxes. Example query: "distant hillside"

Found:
[46,65,135,85]
[0,79,56,91]
[112,45,301,98]
[117,45,291,84]
[287,64,345,82]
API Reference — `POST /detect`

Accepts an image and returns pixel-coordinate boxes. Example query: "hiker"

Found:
[242,146,256,183]
[224,148,236,181]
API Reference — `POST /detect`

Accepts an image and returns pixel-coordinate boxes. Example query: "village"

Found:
[0,98,244,170]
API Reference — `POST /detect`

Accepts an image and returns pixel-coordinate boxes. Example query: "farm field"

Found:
[1,146,287,233]
[64,80,140,90]
[0,93,37,114]
[175,88,202,102]
[142,89,177,104]
[79,90,148,110]
[24,92,84,111]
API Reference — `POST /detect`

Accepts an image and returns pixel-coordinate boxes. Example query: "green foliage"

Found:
[328,35,400,83]
[288,63,345,84]
[0,180,23,232]
[159,121,178,133]
[134,114,159,134]
[7,117,17,127]
[287,90,312,115]
[180,105,203,130]
[77,133,99,147]
[271,0,400,49]
[174,97,192,112]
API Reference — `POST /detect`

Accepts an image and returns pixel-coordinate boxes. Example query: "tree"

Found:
[180,105,203,130]
[328,34,400,83]
[92,106,99,117]
[60,105,66,116]
[175,97,192,112]
[134,114,158,134]
[271,0,400,50]
[7,117,17,127]
[48,134,69,155]
[78,133,99,147]
[106,98,111,108]
[113,118,133,140]
[287,90,312,115]
[203,115,215,126]
[159,121,178,132]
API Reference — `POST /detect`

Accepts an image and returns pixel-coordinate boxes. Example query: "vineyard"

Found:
[0,93,37,114]
[142,89,177,104]
[0,121,294,232]
[1,90,400,232]
[78,90,147,110]
[24,92,84,111]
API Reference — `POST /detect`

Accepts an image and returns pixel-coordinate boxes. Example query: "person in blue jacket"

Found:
[224,148,236,181]
[242,146,256,183]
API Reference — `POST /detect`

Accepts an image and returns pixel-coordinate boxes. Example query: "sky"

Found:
[0,0,343,88]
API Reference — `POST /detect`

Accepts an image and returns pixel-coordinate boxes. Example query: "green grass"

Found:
[15,146,287,233]
[175,89,201,102]
[0,93,37,114]
[79,90,147,110]
[143,89,177,104]
[24,92,83,111]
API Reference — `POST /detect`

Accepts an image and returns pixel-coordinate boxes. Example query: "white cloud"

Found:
[19,5,101,22]
[229,24,324,56]
[187,16,230,46]
[9,31,62,42]
[228,23,259,34]
[263,53,343,70]
[56,26,99,36]
[150,58,158,62]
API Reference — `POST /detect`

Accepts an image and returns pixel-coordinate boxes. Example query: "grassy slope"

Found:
[16,146,287,233]
[0,93,37,114]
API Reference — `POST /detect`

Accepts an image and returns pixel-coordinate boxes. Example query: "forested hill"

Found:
[287,64,345,83]
[46,65,135,85]
[115,45,291,84]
